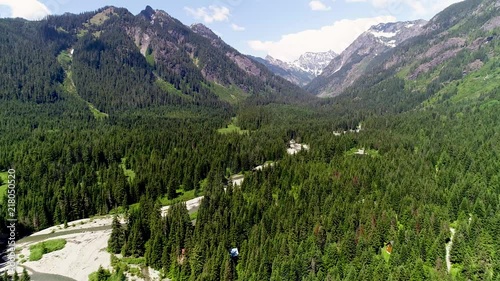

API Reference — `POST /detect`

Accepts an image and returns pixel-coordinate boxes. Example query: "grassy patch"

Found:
[381,247,391,263]
[449,220,459,229]
[396,62,414,79]
[89,10,114,26]
[424,57,500,106]
[218,123,248,135]
[155,77,193,101]
[397,222,404,231]
[88,267,126,281]
[0,171,8,201]
[77,29,88,38]
[121,256,146,265]
[190,211,198,221]
[451,265,463,279]
[218,117,249,135]
[29,239,67,261]
[159,189,199,206]
[108,255,145,279]
[57,51,72,70]
[128,266,143,278]
[88,103,109,119]
[209,83,249,104]
[128,203,140,212]
[480,99,500,111]
[129,181,205,212]
[90,13,109,25]
[119,158,136,183]
[146,52,155,67]
[56,27,68,33]
[199,178,209,190]
[57,51,109,120]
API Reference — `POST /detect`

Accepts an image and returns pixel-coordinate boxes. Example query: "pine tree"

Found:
[108,215,124,254]
[223,258,234,281]
[20,269,30,281]
[96,266,111,280]
[167,178,177,200]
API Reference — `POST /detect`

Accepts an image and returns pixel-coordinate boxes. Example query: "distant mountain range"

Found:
[306,20,427,97]
[249,50,337,86]
[2,0,499,109]
[292,50,339,76]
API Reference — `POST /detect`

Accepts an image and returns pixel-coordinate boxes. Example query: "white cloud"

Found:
[345,0,463,18]
[0,0,50,20]
[248,16,396,62]
[231,23,245,32]
[309,1,332,11]
[184,5,230,24]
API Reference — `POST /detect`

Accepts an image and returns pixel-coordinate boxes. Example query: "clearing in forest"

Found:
[218,117,249,135]
[0,171,8,201]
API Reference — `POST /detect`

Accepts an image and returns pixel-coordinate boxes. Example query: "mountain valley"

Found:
[0,0,499,280]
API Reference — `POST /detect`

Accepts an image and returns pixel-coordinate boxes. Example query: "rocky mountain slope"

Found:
[293,50,338,76]
[307,20,427,97]
[250,50,337,86]
[248,55,314,86]
[0,5,307,116]
[126,6,309,104]
[325,0,500,113]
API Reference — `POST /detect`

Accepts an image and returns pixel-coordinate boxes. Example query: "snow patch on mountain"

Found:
[292,50,338,76]
[370,31,398,38]
[252,50,338,86]
[263,50,338,77]
[386,40,396,47]
[307,19,428,97]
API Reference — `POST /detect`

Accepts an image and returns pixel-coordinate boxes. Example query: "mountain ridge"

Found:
[249,50,337,86]
[307,19,427,97]
[0,5,308,115]
[319,0,500,116]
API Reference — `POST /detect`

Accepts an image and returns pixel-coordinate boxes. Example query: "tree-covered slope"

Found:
[310,0,500,109]
[0,6,307,116]
[307,20,427,97]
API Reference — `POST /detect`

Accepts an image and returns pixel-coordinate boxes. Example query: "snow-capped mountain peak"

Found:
[367,20,428,48]
[249,51,338,86]
[292,50,338,76]
[307,19,427,97]
[265,55,291,69]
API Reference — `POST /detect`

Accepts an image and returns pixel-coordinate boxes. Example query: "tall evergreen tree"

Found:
[108,215,124,254]
[20,269,30,281]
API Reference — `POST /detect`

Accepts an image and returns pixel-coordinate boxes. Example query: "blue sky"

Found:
[0,0,463,61]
